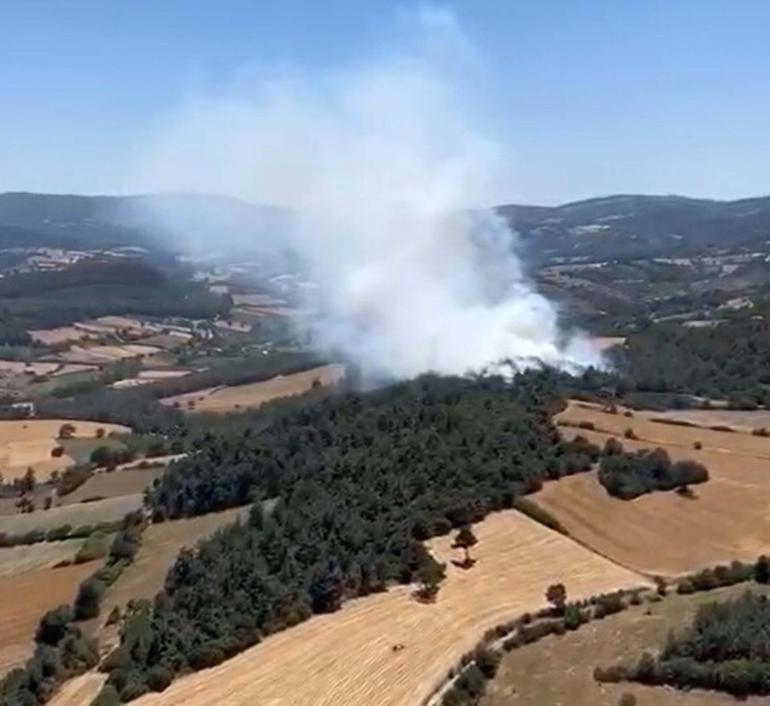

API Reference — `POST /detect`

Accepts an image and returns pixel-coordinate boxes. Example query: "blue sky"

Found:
[1,0,769,204]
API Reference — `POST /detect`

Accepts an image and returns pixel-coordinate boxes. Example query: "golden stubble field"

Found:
[0,562,97,675]
[160,364,346,413]
[132,511,647,706]
[0,419,128,481]
[533,401,770,576]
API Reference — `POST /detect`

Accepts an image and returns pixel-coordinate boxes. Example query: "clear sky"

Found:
[1,0,769,204]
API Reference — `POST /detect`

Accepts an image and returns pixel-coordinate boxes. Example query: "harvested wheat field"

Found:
[160,363,346,413]
[0,562,96,675]
[28,326,98,345]
[558,400,770,459]
[650,407,770,433]
[533,401,770,576]
[133,511,646,706]
[0,494,143,536]
[482,583,770,706]
[59,344,161,365]
[0,538,82,578]
[59,468,165,505]
[0,419,128,481]
[48,673,106,706]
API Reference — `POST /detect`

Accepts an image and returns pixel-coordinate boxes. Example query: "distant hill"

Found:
[3,191,770,263]
[0,192,289,253]
[498,194,770,263]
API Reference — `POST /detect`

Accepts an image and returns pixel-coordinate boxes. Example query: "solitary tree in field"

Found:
[21,467,36,494]
[453,525,478,567]
[546,583,567,615]
[415,558,445,602]
[756,555,770,584]
[59,423,76,439]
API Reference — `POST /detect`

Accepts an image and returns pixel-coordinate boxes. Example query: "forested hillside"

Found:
[500,194,770,263]
[609,318,770,403]
[95,372,595,701]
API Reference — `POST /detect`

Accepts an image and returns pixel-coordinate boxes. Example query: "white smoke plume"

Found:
[135,8,599,378]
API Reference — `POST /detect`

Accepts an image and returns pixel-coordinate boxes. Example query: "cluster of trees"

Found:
[598,439,709,499]
[73,511,145,621]
[0,605,98,705]
[91,371,596,701]
[606,590,770,698]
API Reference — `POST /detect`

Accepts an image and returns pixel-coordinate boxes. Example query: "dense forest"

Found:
[610,318,770,403]
[598,439,709,499]
[616,588,770,697]
[0,259,229,345]
[91,371,596,701]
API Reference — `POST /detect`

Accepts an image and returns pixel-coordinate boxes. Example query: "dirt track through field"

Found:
[48,673,106,706]
[535,402,770,576]
[132,511,646,706]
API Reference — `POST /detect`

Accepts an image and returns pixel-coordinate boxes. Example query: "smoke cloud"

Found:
[136,8,599,378]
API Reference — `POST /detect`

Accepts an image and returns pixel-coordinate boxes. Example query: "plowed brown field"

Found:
[132,511,646,706]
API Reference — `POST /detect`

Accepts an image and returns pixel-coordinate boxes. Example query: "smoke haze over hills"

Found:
[134,8,598,377]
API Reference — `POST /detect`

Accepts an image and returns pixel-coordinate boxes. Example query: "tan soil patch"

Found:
[160,364,346,413]
[0,562,97,676]
[482,583,770,706]
[132,511,646,706]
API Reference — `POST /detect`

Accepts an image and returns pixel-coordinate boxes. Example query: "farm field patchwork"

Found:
[58,343,162,365]
[160,363,346,413]
[0,419,128,481]
[131,511,646,706]
[481,583,770,706]
[533,402,770,575]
